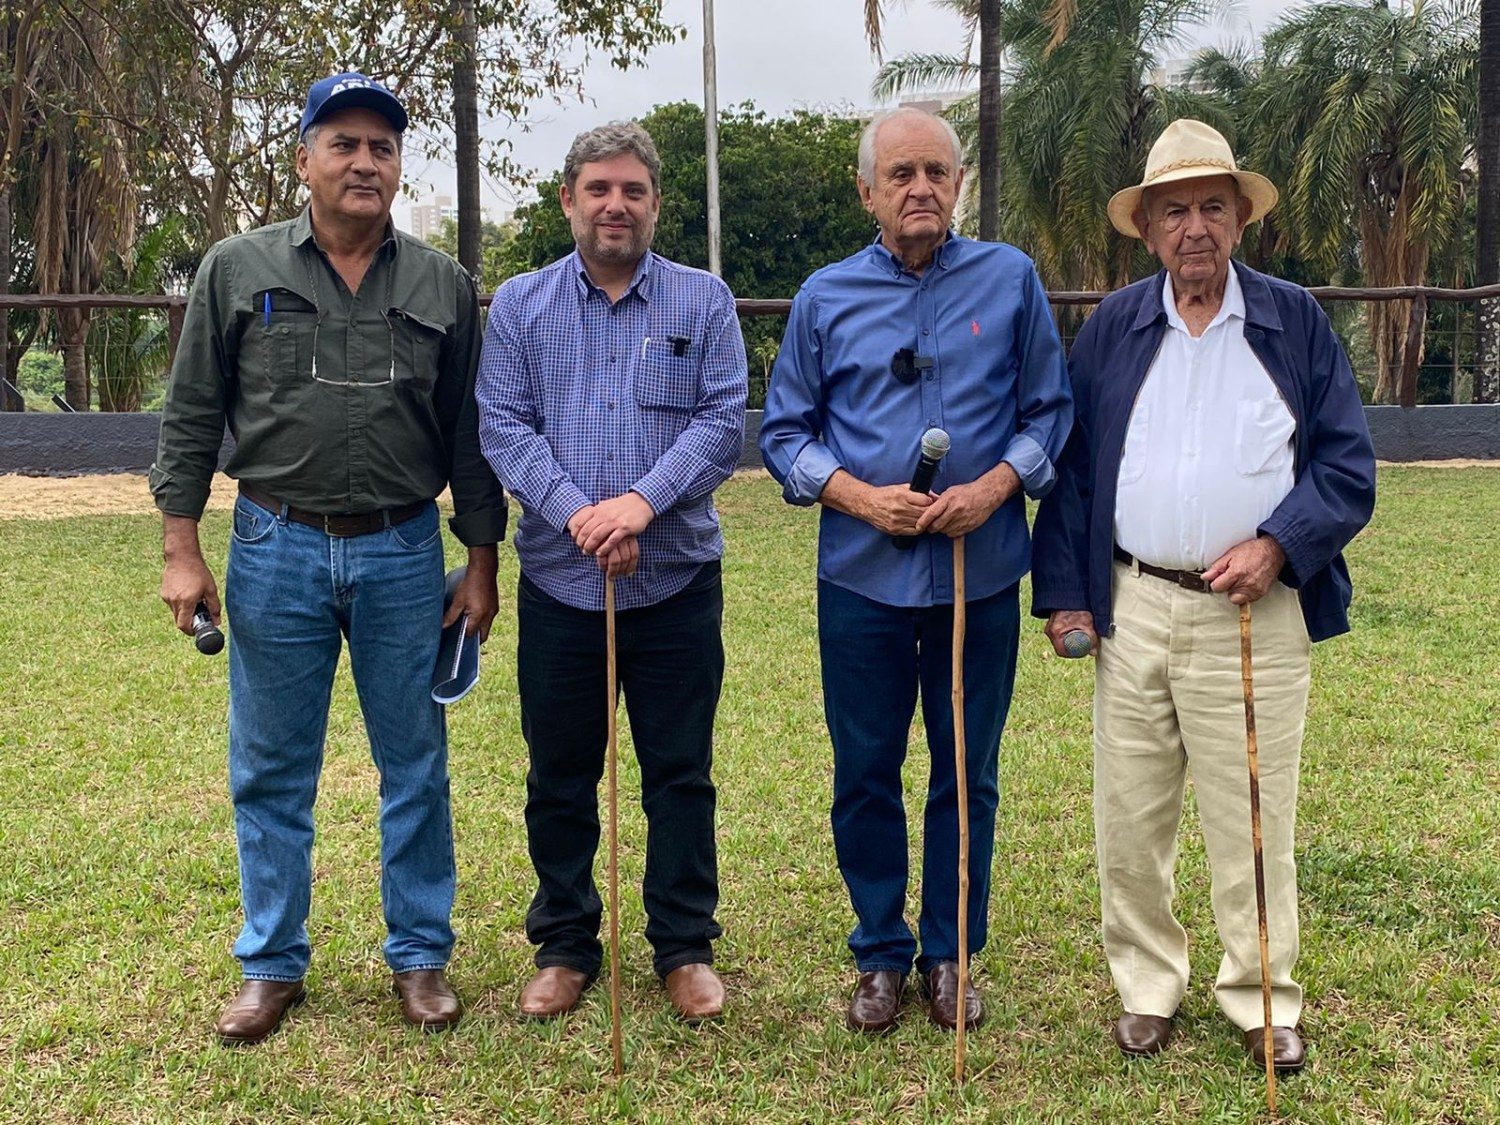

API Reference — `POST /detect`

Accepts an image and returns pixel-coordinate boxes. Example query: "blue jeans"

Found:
[817,579,1020,974]
[224,494,452,981]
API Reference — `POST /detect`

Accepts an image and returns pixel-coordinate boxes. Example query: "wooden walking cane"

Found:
[1238,602,1277,1116]
[952,536,970,1082]
[605,575,623,1077]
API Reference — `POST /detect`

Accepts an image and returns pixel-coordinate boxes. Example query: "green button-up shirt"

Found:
[150,208,506,546]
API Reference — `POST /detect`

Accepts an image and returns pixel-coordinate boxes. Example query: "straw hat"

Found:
[1107,119,1278,239]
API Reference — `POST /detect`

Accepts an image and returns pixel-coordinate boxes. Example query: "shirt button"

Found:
[607,453,615,461]
[607,401,616,410]
[922,328,931,336]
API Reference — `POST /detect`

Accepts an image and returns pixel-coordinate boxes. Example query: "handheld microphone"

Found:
[1060,629,1093,658]
[893,427,951,550]
[192,601,225,656]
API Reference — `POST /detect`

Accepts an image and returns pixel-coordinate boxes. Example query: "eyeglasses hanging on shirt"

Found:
[276,253,397,388]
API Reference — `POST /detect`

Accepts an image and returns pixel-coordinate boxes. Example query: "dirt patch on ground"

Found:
[0,463,1486,521]
[0,472,237,520]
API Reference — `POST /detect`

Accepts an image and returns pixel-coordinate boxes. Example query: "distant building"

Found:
[410,194,458,241]
[1149,59,1213,95]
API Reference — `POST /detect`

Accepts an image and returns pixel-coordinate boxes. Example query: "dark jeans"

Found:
[818,579,1020,975]
[516,562,724,978]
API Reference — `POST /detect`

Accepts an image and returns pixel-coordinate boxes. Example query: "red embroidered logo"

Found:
[971,319,981,336]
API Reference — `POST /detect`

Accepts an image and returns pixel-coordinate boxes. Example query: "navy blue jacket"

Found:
[1032,261,1376,643]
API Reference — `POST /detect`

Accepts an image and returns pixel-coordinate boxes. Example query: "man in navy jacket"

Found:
[1032,120,1375,1071]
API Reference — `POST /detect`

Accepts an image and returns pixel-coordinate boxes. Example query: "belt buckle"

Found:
[1179,571,1207,593]
[323,513,347,538]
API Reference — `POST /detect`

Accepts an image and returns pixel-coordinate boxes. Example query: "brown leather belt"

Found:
[1114,545,1210,593]
[239,483,427,538]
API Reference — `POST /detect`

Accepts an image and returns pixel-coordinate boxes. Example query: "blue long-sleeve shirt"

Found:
[759,234,1073,607]
[476,250,747,611]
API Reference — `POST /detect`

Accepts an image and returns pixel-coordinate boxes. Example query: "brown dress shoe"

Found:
[1244,1026,1307,1072]
[664,963,725,1023]
[392,969,462,1031]
[1112,1012,1175,1057]
[921,962,983,1031]
[519,966,593,1020]
[846,970,905,1034]
[215,979,306,1046]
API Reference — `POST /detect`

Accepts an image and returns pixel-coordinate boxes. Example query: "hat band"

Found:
[1143,156,1236,184]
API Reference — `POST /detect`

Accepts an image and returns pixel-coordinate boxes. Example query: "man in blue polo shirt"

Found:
[476,122,746,1024]
[760,106,1072,1035]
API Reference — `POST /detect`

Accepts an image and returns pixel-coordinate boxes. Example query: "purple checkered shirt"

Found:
[476,250,747,611]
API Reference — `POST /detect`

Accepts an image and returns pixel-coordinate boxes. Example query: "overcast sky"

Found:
[394,0,1303,230]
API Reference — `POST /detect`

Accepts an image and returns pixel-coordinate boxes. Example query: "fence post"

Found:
[1398,292,1427,409]
[167,299,185,368]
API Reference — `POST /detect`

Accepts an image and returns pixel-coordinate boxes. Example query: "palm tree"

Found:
[875,0,1224,289]
[1224,0,1477,404]
[863,0,1004,238]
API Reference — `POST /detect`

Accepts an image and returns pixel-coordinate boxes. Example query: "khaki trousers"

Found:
[1095,560,1309,1030]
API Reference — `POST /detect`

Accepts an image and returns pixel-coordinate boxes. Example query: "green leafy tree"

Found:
[425,216,517,291]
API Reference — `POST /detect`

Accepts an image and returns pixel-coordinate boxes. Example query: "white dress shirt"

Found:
[1114,267,1296,571]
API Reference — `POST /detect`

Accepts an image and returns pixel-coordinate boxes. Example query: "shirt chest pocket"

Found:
[388,307,447,393]
[1234,398,1295,476]
[256,288,317,388]
[634,352,699,461]
[1117,404,1151,486]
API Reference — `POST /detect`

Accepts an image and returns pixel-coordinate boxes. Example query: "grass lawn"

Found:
[1,468,1497,1123]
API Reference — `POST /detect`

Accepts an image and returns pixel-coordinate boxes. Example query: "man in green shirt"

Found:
[151,73,505,1045]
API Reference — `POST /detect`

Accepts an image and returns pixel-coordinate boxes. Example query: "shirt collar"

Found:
[572,248,655,303]
[292,206,398,258]
[868,230,963,277]
[1161,263,1243,334]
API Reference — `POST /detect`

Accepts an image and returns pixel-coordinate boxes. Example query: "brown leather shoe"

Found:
[846,970,905,1034]
[392,969,462,1031]
[518,966,593,1020]
[215,979,306,1046]
[921,962,983,1031]
[1112,1012,1175,1057]
[665,962,725,1023]
[1244,1026,1307,1072]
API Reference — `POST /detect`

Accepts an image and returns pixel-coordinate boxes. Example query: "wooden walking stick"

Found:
[951,536,970,1082]
[605,575,623,1077]
[1238,602,1277,1116]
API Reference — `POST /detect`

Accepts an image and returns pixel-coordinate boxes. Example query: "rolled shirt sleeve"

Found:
[149,244,234,520]
[759,287,842,506]
[1004,267,1073,500]
[476,288,593,533]
[440,271,508,546]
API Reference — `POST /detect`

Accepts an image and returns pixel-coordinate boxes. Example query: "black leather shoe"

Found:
[1112,1012,1174,1057]
[1244,1026,1307,1072]
[847,971,905,1034]
[215,979,306,1046]
[921,962,982,1031]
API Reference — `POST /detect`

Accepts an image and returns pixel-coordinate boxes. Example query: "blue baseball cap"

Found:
[300,72,408,137]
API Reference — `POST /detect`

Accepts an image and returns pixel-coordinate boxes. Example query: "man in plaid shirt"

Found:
[476,122,747,1024]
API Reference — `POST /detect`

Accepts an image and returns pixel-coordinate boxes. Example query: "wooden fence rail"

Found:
[6,283,1499,411]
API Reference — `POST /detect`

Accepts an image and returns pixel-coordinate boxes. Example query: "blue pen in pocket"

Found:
[263,291,271,328]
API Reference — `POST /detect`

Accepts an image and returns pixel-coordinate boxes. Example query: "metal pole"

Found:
[606,576,623,1076]
[702,0,722,277]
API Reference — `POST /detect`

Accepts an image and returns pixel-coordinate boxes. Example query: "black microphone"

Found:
[893,427,951,550]
[192,600,225,656]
